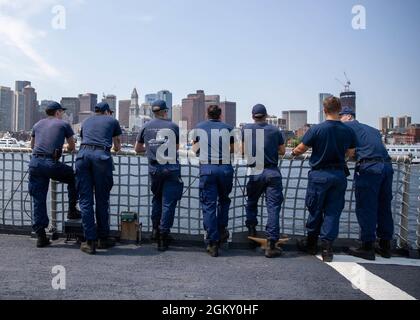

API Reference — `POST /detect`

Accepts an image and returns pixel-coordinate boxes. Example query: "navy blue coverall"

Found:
[137,118,183,235]
[194,119,234,244]
[345,120,394,242]
[75,114,122,241]
[242,122,285,241]
[301,120,357,242]
[29,118,76,234]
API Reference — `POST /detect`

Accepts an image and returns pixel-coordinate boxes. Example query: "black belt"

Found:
[33,153,54,159]
[358,158,390,164]
[80,144,111,152]
[248,164,278,169]
[313,165,344,171]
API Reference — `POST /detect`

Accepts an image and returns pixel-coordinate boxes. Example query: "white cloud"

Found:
[0,0,83,80]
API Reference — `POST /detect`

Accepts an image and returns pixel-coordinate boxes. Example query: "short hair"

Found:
[207,105,222,120]
[46,109,57,116]
[154,110,167,117]
[323,96,342,114]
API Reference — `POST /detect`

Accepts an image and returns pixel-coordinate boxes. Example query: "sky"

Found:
[0,0,419,128]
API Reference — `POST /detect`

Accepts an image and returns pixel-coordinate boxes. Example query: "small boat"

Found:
[0,133,21,149]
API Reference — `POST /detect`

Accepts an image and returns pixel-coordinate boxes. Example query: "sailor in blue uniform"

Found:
[135,100,183,252]
[29,101,80,248]
[192,105,235,257]
[242,104,286,258]
[292,97,356,262]
[76,102,122,254]
[340,107,394,260]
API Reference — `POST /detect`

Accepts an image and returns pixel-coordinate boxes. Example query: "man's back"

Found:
[302,120,356,169]
[344,120,390,161]
[242,122,284,167]
[32,118,74,155]
[195,120,234,164]
[81,115,122,148]
[138,118,179,164]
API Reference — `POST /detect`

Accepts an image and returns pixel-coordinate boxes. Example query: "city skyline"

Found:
[0,0,419,128]
[1,78,418,132]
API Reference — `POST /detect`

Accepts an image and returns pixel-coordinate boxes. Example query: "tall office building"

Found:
[340,91,356,117]
[13,91,25,131]
[78,93,97,124]
[0,86,14,132]
[15,81,31,93]
[118,100,131,128]
[205,95,220,108]
[145,94,158,105]
[181,90,206,130]
[23,85,38,131]
[319,93,333,123]
[61,97,80,124]
[13,81,31,131]
[380,116,394,133]
[282,110,308,131]
[144,91,173,120]
[396,116,412,129]
[102,94,117,116]
[219,101,236,127]
[78,93,97,113]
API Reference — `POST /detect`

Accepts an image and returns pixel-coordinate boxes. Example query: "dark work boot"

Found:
[376,239,392,259]
[348,242,375,261]
[36,229,51,248]
[265,239,282,258]
[67,208,81,220]
[247,224,257,238]
[80,240,96,255]
[151,227,160,242]
[97,237,116,249]
[219,227,230,244]
[158,233,169,252]
[206,242,219,257]
[296,235,318,255]
[321,240,334,262]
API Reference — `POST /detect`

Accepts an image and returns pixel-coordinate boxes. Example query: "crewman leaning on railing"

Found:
[76,102,122,255]
[340,107,394,260]
[241,104,286,258]
[292,96,357,262]
[135,100,183,252]
[29,101,81,248]
[192,104,235,257]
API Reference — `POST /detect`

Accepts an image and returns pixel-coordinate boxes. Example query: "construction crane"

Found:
[335,72,351,92]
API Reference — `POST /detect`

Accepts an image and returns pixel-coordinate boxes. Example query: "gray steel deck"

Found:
[1,234,419,300]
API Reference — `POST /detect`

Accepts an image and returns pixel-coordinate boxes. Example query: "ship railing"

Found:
[0,148,417,251]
